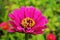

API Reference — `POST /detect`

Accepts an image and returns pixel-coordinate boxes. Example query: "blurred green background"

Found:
[0,0,60,40]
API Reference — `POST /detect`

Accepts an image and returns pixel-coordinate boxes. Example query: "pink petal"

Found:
[37,16,48,26]
[9,21,17,28]
[34,16,48,28]
[25,6,35,18]
[9,21,25,32]
[33,9,42,20]
[18,6,25,19]
[17,26,25,32]
[12,9,20,22]
[32,26,44,34]
[25,6,30,17]
[8,13,15,20]
[26,27,34,33]
[8,28,16,32]
[33,30,43,34]
[13,20,20,27]
[29,6,35,18]
[9,13,20,24]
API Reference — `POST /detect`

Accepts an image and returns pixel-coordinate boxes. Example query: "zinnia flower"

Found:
[46,33,56,40]
[0,22,10,30]
[8,6,48,34]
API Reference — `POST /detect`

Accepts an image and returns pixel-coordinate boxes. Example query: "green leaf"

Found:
[37,34,45,40]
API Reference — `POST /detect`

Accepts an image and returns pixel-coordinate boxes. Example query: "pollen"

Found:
[21,18,35,28]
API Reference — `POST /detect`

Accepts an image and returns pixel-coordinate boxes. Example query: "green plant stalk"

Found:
[25,33,29,40]
[4,11,8,21]
[4,0,9,21]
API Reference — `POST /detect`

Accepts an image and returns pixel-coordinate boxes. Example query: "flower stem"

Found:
[25,33,29,40]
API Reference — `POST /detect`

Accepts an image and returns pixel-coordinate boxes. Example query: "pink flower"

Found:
[46,33,56,40]
[0,22,10,30]
[8,6,48,34]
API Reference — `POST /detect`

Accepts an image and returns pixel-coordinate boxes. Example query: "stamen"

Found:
[21,18,35,28]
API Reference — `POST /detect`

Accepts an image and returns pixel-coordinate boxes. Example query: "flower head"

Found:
[0,22,10,30]
[46,33,56,40]
[8,6,48,34]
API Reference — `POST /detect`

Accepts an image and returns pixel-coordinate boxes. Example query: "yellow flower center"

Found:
[21,18,35,28]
